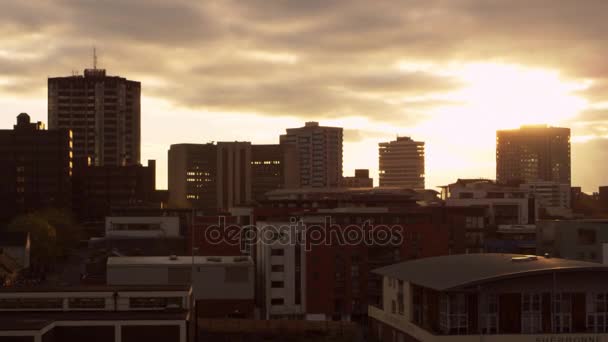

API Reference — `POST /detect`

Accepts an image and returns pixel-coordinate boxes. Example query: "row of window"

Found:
[0,297,183,310]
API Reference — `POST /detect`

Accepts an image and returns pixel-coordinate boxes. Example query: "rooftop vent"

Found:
[511,255,538,262]
[169,255,178,261]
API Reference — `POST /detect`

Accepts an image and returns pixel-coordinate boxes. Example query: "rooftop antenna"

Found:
[93,47,97,70]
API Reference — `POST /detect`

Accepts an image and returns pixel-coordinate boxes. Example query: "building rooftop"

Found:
[107,255,253,267]
[0,284,190,293]
[373,253,608,291]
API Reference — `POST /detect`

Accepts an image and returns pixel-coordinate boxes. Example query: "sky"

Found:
[0,0,607,192]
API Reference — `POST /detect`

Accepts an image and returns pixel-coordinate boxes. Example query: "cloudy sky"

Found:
[1,0,607,191]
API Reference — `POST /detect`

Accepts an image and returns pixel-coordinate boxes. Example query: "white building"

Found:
[105,216,180,239]
[255,221,307,320]
[379,136,425,190]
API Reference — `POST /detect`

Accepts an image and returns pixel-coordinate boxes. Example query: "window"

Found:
[439,293,468,334]
[271,281,284,288]
[270,298,284,306]
[129,297,182,309]
[392,300,397,314]
[271,265,284,272]
[522,293,542,333]
[271,249,284,256]
[481,294,499,334]
[553,293,572,333]
[68,297,106,309]
[587,293,608,332]
[0,298,63,309]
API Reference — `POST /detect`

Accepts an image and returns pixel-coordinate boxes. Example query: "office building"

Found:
[341,169,373,188]
[280,121,343,188]
[168,142,293,211]
[379,137,425,190]
[0,285,190,342]
[496,125,571,185]
[0,113,72,222]
[519,181,572,218]
[48,68,141,166]
[369,253,608,341]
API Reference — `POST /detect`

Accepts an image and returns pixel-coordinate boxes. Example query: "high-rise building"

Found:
[0,113,72,222]
[48,68,141,166]
[496,125,571,185]
[169,142,293,210]
[280,122,343,188]
[378,136,425,189]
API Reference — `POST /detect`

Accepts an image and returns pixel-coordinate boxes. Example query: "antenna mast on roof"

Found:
[93,47,97,70]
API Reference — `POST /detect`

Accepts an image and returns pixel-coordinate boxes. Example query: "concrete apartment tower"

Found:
[378,136,425,190]
[496,125,571,185]
[280,122,343,188]
[48,67,141,166]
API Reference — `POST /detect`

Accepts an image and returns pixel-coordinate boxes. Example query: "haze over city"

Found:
[1,0,607,191]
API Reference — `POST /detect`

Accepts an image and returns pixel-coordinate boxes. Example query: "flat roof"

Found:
[0,284,190,293]
[107,255,253,267]
[0,311,188,331]
[373,253,608,291]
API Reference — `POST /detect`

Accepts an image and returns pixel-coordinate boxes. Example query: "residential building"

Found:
[520,181,572,218]
[280,121,343,188]
[48,68,141,166]
[107,255,255,318]
[537,219,608,263]
[72,160,158,222]
[0,113,72,222]
[341,169,373,188]
[369,253,608,341]
[379,136,425,190]
[496,125,571,185]
[441,179,537,226]
[0,285,190,342]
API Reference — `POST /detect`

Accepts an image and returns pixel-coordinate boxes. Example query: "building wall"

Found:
[105,216,180,239]
[537,220,608,263]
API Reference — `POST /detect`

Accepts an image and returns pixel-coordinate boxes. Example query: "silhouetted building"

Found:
[48,68,141,166]
[0,113,72,222]
[379,136,425,190]
[600,186,608,210]
[72,159,157,222]
[496,125,571,185]
[341,169,373,188]
[169,142,295,211]
[280,121,343,188]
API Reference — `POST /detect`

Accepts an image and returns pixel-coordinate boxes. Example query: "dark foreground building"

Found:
[369,253,608,341]
[0,285,190,342]
[0,113,72,222]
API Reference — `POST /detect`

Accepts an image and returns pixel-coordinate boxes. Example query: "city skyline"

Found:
[0,1,607,192]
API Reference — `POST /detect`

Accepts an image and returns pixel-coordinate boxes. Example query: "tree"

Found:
[7,213,58,269]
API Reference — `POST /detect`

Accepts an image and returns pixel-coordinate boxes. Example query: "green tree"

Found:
[37,208,82,258]
[7,213,58,268]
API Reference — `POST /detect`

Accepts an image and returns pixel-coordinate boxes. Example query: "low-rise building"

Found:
[107,255,255,318]
[537,219,608,263]
[484,225,537,255]
[0,285,191,342]
[369,253,608,341]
